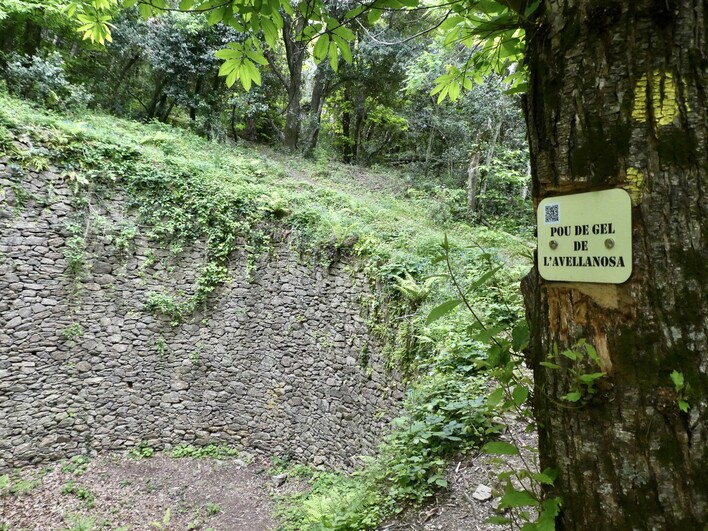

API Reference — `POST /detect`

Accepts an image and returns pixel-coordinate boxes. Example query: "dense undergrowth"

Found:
[0,91,535,529]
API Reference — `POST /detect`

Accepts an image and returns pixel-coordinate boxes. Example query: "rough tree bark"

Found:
[521,1,707,529]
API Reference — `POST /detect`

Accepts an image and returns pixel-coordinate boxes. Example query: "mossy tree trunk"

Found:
[521,1,707,529]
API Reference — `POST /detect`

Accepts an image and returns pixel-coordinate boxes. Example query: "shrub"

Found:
[5,52,92,110]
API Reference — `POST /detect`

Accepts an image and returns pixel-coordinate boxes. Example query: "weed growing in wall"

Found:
[61,323,84,342]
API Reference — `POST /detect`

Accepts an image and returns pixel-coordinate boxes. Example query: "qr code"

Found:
[544,203,560,224]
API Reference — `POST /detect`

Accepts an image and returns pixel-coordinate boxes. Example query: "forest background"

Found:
[0,0,532,231]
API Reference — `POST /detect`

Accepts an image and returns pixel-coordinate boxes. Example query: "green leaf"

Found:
[425,299,462,325]
[245,50,269,66]
[215,48,241,60]
[537,497,562,531]
[447,79,461,101]
[499,37,521,59]
[563,391,582,402]
[678,400,690,412]
[440,14,464,31]
[239,65,252,91]
[332,35,352,64]
[243,59,261,86]
[530,471,556,486]
[512,320,529,351]
[524,0,541,17]
[313,33,330,62]
[486,387,504,407]
[179,0,194,9]
[512,385,529,406]
[138,1,153,17]
[577,372,605,384]
[332,25,355,41]
[560,349,580,361]
[207,6,225,25]
[482,441,519,455]
[218,58,239,76]
[328,41,338,71]
[585,343,599,363]
[224,69,238,88]
[670,370,684,390]
[498,489,537,509]
[477,0,506,13]
[487,343,511,368]
[261,17,278,48]
[540,361,560,369]
[367,8,382,24]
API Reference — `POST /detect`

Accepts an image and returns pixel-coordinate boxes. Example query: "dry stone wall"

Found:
[0,159,402,471]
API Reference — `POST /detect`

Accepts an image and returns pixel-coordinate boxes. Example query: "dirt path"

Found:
[1,454,276,530]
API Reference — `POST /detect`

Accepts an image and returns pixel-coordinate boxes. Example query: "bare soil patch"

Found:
[1,454,276,531]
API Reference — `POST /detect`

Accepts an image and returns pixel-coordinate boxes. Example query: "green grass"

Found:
[0,91,531,275]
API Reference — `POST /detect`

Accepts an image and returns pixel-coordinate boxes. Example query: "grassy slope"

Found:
[0,92,531,273]
[0,92,535,528]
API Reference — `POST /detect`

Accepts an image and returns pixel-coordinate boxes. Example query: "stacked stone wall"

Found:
[0,159,401,470]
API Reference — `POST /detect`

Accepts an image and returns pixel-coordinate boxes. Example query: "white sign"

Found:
[537,189,632,283]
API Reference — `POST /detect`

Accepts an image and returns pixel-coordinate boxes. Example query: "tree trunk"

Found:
[353,95,366,162]
[146,77,166,120]
[23,19,43,56]
[190,76,203,122]
[467,131,483,215]
[341,94,352,163]
[424,127,435,178]
[478,118,502,205]
[229,104,238,143]
[304,62,329,157]
[282,13,307,151]
[522,1,707,529]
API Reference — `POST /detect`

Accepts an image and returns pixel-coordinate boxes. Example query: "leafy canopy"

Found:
[64,0,534,95]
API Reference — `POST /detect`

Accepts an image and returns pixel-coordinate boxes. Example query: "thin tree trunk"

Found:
[190,76,203,122]
[229,104,238,143]
[467,131,483,215]
[159,99,174,123]
[23,19,42,56]
[424,128,435,178]
[522,1,707,529]
[478,119,502,201]
[341,92,352,163]
[146,77,166,120]
[282,12,307,151]
[353,95,366,162]
[304,62,329,157]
